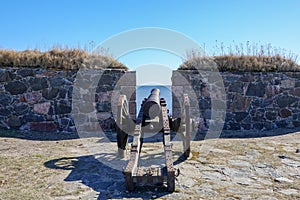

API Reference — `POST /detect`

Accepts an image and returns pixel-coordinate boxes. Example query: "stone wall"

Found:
[172,70,300,131]
[0,68,136,132]
[2,67,300,133]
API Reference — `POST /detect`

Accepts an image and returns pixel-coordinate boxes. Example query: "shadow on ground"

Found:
[194,126,300,140]
[0,130,80,141]
[1,125,300,142]
[0,129,118,142]
[44,155,171,199]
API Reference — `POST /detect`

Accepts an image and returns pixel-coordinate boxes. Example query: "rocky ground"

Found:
[0,129,299,200]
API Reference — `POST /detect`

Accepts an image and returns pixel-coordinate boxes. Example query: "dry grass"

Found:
[2,43,298,72]
[0,133,88,200]
[216,55,300,72]
[179,55,300,72]
[179,42,300,72]
[0,48,127,70]
[0,155,55,200]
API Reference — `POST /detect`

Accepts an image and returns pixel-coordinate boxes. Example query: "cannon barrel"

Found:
[143,88,161,118]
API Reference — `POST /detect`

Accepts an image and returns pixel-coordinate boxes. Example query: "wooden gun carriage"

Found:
[116,88,192,192]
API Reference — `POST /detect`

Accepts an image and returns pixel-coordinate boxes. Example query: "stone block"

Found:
[281,79,295,89]
[253,123,263,130]
[279,108,292,118]
[17,69,35,77]
[0,70,14,82]
[75,100,95,114]
[24,122,58,132]
[264,121,276,130]
[202,109,211,119]
[55,100,72,115]
[199,98,211,110]
[58,88,67,99]
[24,92,42,104]
[24,112,45,122]
[82,92,96,103]
[276,95,297,108]
[97,112,112,120]
[15,103,29,115]
[172,86,184,97]
[58,118,71,129]
[34,102,51,115]
[117,72,136,86]
[229,94,252,112]
[261,98,274,108]
[97,91,113,103]
[172,96,182,108]
[241,123,251,130]
[5,81,28,95]
[35,71,56,78]
[206,119,225,131]
[266,85,281,97]
[72,113,88,124]
[276,120,288,128]
[67,86,73,99]
[129,101,136,117]
[209,85,226,100]
[29,77,48,91]
[227,121,241,130]
[246,82,266,97]
[252,109,265,122]
[172,107,182,118]
[42,88,59,100]
[7,115,22,128]
[238,74,255,82]
[99,117,116,131]
[0,93,12,107]
[120,86,136,101]
[211,99,227,111]
[225,112,234,122]
[292,120,300,127]
[201,86,210,97]
[49,77,67,87]
[0,108,11,116]
[24,92,42,103]
[207,72,224,83]
[172,71,190,86]
[183,85,199,97]
[228,81,244,93]
[74,76,94,89]
[98,75,114,86]
[234,112,248,122]
[112,93,121,106]
[289,88,300,97]
[96,84,115,93]
[96,102,111,112]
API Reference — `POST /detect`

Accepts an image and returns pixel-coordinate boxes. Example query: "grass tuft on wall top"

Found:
[0,48,127,70]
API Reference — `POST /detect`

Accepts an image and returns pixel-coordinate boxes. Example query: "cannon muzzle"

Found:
[143,88,161,119]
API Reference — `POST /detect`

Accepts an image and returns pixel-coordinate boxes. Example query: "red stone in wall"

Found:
[24,122,58,132]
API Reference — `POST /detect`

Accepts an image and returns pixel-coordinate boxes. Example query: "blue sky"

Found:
[1,0,300,71]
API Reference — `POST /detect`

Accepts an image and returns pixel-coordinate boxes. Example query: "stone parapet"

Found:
[172,70,300,131]
[0,68,136,132]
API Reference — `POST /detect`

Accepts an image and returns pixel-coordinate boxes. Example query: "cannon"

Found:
[116,88,192,192]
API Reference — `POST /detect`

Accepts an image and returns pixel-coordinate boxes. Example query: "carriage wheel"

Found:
[116,95,130,158]
[182,94,191,158]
